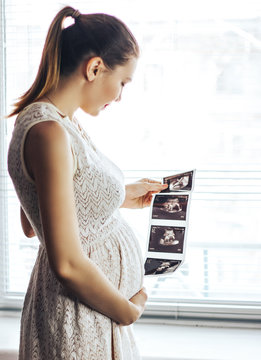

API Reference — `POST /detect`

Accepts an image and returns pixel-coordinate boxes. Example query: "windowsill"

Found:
[0,312,261,360]
[135,320,261,360]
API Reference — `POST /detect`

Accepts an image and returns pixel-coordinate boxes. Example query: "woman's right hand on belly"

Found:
[129,287,148,321]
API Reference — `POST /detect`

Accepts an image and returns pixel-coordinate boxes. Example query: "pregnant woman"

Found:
[7,6,167,360]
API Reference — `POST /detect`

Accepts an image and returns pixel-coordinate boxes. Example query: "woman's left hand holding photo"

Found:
[121,179,168,209]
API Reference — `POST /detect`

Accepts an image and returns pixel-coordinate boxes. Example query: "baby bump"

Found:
[89,221,144,299]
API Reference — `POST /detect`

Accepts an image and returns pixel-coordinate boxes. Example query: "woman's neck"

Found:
[43,74,83,120]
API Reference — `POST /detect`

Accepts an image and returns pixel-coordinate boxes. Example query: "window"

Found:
[1,0,261,323]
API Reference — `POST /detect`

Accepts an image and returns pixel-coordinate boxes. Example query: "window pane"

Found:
[2,0,261,309]
[7,187,38,294]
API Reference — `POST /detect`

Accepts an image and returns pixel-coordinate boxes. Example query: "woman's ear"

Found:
[83,57,106,82]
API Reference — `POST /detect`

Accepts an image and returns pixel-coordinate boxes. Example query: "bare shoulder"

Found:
[26,120,70,146]
[24,120,73,180]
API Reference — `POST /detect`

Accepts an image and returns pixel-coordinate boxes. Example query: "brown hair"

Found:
[8,6,139,117]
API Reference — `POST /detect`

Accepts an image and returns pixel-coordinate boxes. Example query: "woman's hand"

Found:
[121,179,168,209]
[20,206,35,238]
[128,287,148,321]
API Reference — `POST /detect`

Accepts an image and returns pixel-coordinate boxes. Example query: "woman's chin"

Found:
[83,107,100,117]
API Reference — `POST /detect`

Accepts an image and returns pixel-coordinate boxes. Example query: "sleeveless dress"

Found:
[7,102,144,360]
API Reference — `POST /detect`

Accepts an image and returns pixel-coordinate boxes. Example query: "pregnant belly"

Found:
[89,220,144,299]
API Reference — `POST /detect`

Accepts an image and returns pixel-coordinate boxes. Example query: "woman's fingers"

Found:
[139,178,162,184]
[146,182,168,192]
[138,178,168,191]
[129,287,148,305]
[123,180,168,209]
[141,183,168,207]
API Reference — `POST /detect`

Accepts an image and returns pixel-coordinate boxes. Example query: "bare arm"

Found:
[20,206,35,238]
[24,121,147,325]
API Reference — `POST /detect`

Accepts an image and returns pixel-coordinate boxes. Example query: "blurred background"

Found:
[1,0,261,312]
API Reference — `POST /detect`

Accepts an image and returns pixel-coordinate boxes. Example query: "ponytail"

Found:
[8,6,139,118]
[8,6,76,117]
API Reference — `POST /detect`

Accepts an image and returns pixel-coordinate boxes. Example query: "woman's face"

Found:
[81,57,137,116]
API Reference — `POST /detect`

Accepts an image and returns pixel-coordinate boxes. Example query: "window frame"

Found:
[0,0,9,309]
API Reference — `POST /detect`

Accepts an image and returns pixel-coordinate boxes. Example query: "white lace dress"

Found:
[7,102,144,360]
